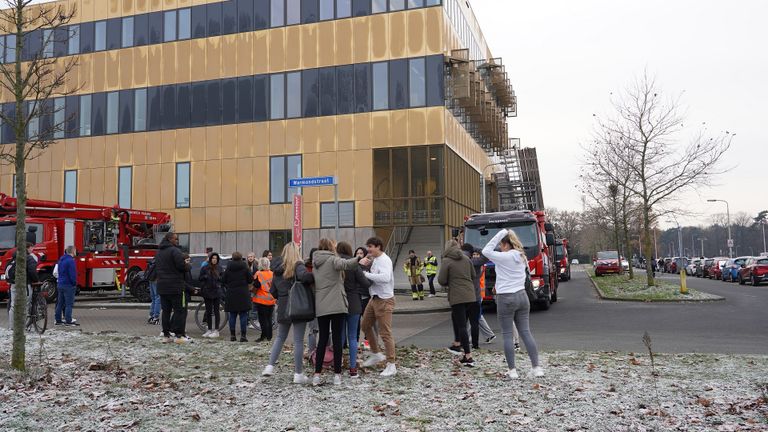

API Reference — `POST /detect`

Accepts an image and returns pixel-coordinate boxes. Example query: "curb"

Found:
[586,273,726,303]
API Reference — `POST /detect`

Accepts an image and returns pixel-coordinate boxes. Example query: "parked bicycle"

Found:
[26,283,48,334]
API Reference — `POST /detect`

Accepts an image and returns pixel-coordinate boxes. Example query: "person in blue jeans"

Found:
[336,242,371,378]
[54,246,79,327]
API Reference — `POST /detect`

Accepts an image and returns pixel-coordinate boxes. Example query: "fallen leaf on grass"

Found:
[697,397,713,407]
[629,358,642,366]
[191,412,201,421]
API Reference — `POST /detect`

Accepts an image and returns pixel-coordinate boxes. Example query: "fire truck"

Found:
[462,210,559,310]
[0,193,171,303]
[555,238,571,281]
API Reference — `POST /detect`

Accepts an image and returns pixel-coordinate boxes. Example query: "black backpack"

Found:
[524,266,536,302]
[5,258,15,282]
[144,260,158,282]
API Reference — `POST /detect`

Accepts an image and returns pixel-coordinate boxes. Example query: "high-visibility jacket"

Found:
[424,256,438,276]
[252,270,276,306]
[479,266,486,299]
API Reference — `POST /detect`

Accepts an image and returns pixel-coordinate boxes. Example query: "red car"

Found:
[738,257,768,286]
[594,250,622,276]
[708,259,728,280]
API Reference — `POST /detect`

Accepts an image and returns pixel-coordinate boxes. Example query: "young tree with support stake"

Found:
[0,0,78,371]
[590,72,733,287]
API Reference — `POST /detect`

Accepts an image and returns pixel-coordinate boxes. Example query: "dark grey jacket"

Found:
[270,256,314,324]
[466,249,489,303]
[154,239,188,296]
[437,246,477,306]
[340,253,371,315]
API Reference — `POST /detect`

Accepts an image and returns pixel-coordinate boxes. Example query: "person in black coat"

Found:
[7,243,39,331]
[336,242,371,377]
[154,233,190,342]
[223,252,254,342]
[199,253,223,337]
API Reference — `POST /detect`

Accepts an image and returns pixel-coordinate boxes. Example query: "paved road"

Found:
[399,267,768,354]
[2,268,766,354]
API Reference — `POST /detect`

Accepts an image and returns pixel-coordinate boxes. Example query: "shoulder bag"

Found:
[288,274,315,322]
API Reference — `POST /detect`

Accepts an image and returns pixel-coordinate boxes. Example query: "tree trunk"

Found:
[642,204,655,287]
[621,198,634,279]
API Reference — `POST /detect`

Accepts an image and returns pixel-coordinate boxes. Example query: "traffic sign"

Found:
[289,176,336,188]
[727,239,734,248]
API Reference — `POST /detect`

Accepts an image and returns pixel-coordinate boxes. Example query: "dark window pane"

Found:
[162,86,176,130]
[352,0,370,16]
[177,84,191,129]
[119,89,134,133]
[65,95,79,138]
[67,26,79,55]
[79,22,94,53]
[319,67,336,116]
[54,28,68,57]
[286,0,300,25]
[354,63,371,113]
[134,14,148,46]
[319,0,334,20]
[254,75,269,121]
[147,87,162,131]
[301,0,318,23]
[237,76,254,123]
[238,0,254,32]
[389,58,408,109]
[106,18,121,50]
[206,80,222,125]
[91,92,106,136]
[222,1,237,34]
[79,96,91,136]
[207,3,222,37]
[254,0,269,29]
[222,78,237,124]
[23,29,41,60]
[372,61,388,110]
[337,0,351,18]
[149,12,163,44]
[426,55,444,107]
[270,0,284,27]
[178,8,191,39]
[191,6,207,38]
[336,65,354,115]
[191,82,207,127]
[302,69,319,117]
[2,103,15,143]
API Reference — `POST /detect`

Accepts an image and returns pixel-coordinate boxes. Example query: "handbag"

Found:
[309,346,335,369]
[288,275,315,322]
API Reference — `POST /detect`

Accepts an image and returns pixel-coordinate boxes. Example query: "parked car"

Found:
[594,250,622,276]
[697,258,715,277]
[621,258,630,272]
[686,258,701,276]
[723,256,751,282]
[709,259,728,280]
[571,259,580,265]
[738,257,768,286]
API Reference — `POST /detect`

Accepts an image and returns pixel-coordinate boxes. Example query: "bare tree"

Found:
[0,0,78,371]
[592,72,733,286]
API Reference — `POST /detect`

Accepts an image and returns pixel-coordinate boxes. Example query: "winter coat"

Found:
[269,256,314,324]
[339,253,371,316]
[222,260,254,313]
[154,239,188,296]
[466,249,489,303]
[311,250,359,317]
[57,254,77,288]
[198,264,223,299]
[403,257,424,285]
[437,245,477,306]
[8,251,39,286]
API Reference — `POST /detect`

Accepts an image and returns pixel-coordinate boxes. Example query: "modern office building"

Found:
[0,0,516,256]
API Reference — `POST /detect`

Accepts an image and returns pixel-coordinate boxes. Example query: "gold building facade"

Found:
[0,0,514,254]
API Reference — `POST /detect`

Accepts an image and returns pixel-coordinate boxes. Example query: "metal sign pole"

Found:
[334,181,339,241]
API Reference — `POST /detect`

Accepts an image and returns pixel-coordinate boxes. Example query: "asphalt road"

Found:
[2,267,766,354]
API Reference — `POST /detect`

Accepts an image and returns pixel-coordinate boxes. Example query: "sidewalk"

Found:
[72,292,452,315]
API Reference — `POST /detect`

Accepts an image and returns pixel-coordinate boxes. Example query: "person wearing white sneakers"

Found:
[482,229,544,379]
[360,237,397,377]
[199,253,224,339]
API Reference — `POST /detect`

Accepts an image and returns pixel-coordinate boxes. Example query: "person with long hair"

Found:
[199,252,223,338]
[336,241,371,378]
[253,257,275,342]
[355,246,372,351]
[310,238,362,386]
[222,252,254,342]
[482,229,544,379]
[437,240,478,367]
[262,242,315,384]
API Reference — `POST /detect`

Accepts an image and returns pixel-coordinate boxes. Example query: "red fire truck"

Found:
[555,238,571,281]
[463,210,559,310]
[0,193,171,303]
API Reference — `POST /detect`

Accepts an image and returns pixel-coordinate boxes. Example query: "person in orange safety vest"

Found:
[253,257,276,342]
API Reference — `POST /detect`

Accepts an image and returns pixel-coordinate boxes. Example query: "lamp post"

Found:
[707,199,732,258]
[668,218,687,293]
[698,237,706,258]
[481,162,506,213]
[761,220,767,255]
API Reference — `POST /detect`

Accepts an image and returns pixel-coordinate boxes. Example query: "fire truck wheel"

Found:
[41,274,57,304]
[133,280,152,303]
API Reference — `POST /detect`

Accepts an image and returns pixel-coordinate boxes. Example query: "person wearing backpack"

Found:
[145,258,160,325]
[7,243,39,331]
[253,257,275,342]
[482,229,544,379]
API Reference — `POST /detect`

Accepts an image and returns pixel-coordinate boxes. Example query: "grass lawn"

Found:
[587,269,724,302]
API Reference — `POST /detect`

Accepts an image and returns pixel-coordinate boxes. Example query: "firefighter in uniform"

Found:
[404,250,425,301]
[424,251,438,297]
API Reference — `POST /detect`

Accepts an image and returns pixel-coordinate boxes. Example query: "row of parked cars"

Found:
[648,255,768,286]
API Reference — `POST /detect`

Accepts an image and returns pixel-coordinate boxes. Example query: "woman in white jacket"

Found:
[482,229,544,379]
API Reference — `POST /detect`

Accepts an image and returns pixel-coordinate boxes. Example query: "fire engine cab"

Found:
[0,193,171,302]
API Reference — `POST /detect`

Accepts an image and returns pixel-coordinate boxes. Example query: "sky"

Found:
[470,0,768,227]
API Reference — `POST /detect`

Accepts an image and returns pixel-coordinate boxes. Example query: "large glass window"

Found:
[302,69,319,117]
[389,58,408,109]
[191,82,206,127]
[254,75,269,121]
[65,95,79,139]
[411,146,427,196]
[53,98,65,139]
[79,22,93,53]
[178,8,192,40]
[164,10,177,42]
[54,28,68,57]
[255,0,270,29]
[26,102,39,140]
[191,6,207,38]
[147,87,162,131]
[287,0,301,25]
[321,202,355,228]
[222,0,237,34]
[206,80,222,125]
[91,92,106,136]
[336,65,354,115]
[68,25,79,55]
[42,29,54,58]
[354,63,371,113]
[134,13,148,46]
[426,55,444,107]
[271,0,285,27]
[372,62,388,110]
[162,85,176,130]
[176,162,190,208]
[94,21,106,51]
[270,73,285,120]
[222,78,237,124]
[319,67,336,116]
[64,170,77,203]
[106,18,121,50]
[286,72,301,118]
[134,89,147,132]
[390,0,405,11]
[372,0,387,14]
[238,0,253,32]
[352,0,370,16]
[176,84,191,128]
[270,155,302,204]
[320,0,334,20]
[337,0,351,18]
[149,12,163,44]
[118,167,132,209]
[409,57,426,107]
[122,16,134,48]
[106,91,119,134]
[428,145,443,195]
[301,0,319,23]
[207,3,222,36]
[237,77,254,123]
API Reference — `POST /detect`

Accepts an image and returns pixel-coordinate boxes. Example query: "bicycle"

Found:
[25,283,48,334]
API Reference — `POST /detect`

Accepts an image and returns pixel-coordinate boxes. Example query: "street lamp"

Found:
[761,219,767,255]
[697,237,706,258]
[707,199,732,258]
[481,162,506,213]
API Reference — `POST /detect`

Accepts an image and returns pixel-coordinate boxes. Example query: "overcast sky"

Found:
[471,0,768,227]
